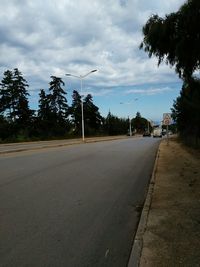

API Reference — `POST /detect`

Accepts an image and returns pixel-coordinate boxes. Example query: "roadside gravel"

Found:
[139,137,200,266]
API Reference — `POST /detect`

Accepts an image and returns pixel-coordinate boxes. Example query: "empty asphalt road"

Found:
[0,137,160,267]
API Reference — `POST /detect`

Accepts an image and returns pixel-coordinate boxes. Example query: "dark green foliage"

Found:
[140,0,200,147]
[36,76,70,138]
[69,91,104,136]
[49,76,68,123]
[103,111,129,135]
[0,68,136,142]
[0,68,34,141]
[37,89,54,138]
[0,115,9,142]
[140,0,200,79]
[0,68,34,124]
[132,112,149,133]
[69,90,82,134]
[172,78,200,147]
[38,89,51,121]
[0,70,13,116]
[14,71,34,126]
[83,94,103,135]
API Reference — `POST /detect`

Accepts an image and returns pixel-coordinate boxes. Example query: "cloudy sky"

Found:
[0,0,186,122]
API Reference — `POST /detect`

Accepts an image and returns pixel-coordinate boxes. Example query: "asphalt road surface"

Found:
[0,137,160,267]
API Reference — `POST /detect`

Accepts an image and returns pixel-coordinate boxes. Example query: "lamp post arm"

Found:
[81,69,97,79]
[66,70,97,79]
[65,74,81,79]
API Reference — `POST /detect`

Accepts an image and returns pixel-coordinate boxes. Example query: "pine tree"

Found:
[83,94,102,133]
[38,89,51,120]
[0,68,33,123]
[104,111,128,135]
[12,68,34,125]
[0,70,14,119]
[49,76,68,123]
[70,90,82,134]
[132,112,147,133]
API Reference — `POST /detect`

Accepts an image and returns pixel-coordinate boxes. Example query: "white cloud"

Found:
[81,88,114,97]
[125,87,173,95]
[0,0,186,94]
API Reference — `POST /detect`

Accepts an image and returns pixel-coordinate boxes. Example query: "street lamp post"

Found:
[66,70,97,141]
[120,98,138,136]
[128,116,132,136]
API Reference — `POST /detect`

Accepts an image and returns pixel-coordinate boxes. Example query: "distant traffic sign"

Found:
[163,113,172,125]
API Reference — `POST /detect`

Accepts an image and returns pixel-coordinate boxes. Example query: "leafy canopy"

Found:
[140,0,200,79]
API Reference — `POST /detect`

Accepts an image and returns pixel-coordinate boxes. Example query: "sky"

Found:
[0,0,186,123]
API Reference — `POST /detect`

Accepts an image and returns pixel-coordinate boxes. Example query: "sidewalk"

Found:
[130,137,200,266]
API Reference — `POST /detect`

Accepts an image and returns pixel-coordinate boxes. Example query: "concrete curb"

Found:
[0,136,137,155]
[127,143,161,267]
[0,141,83,155]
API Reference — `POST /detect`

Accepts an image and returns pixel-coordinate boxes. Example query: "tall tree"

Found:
[38,89,51,121]
[12,68,34,125]
[49,76,68,122]
[104,111,128,135]
[0,68,33,123]
[83,94,103,134]
[36,89,54,138]
[172,77,200,145]
[132,112,147,133]
[140,0,200,79]
[69,90,82,134]
[140,0,200,146]
[0,70,14,119]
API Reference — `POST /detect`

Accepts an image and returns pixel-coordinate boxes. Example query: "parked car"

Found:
[143,131,151,137]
